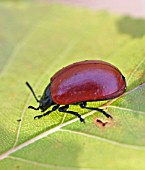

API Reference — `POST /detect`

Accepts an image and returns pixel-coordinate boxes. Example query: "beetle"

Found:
[26,60,126,123]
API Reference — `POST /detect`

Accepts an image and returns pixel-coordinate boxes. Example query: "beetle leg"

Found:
[80,102,113,119]
[58,105,85,123]
[28,106,39,110]
[34,104,60,119]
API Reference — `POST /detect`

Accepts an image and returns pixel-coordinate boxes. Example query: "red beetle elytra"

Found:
[26,60,126,123]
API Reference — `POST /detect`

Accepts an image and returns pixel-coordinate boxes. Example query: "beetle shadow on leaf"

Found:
[116,16,145,38]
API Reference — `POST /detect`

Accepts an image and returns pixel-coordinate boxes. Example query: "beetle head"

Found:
[39,83,53,112]
[26,82,54,112]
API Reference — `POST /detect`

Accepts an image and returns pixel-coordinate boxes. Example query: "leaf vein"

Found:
[127,57,145,83]
[107,105,145,115]
[9,156,95,170]
[0,111,95,160]
[60,129,145,150]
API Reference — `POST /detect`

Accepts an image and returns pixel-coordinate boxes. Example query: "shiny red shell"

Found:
[50,60,126,105]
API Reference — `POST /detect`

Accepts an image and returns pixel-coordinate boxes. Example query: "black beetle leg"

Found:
[80,101,113,119]
[58,105,85,123]
[28,106,39,110]
[34,104,60,119]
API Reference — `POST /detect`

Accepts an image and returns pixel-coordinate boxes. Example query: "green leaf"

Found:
[1,1,145,169]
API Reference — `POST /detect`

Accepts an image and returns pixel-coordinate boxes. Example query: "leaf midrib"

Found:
[0,110,95,160]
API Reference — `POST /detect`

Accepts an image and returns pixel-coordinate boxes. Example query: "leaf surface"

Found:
[1,1,145,169]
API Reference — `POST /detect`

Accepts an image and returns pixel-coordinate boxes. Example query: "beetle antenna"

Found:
[28,106,39,110]
[26,82,40,102]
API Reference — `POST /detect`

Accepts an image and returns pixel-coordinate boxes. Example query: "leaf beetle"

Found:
[26,60,126,123]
